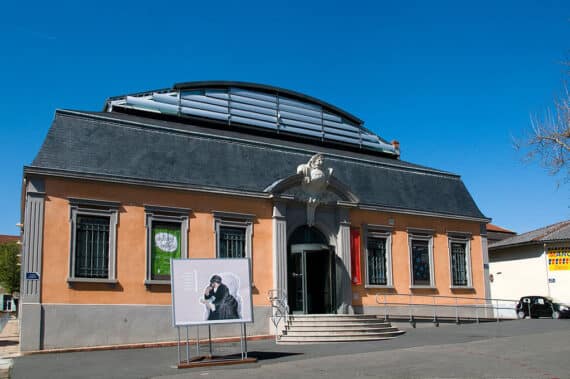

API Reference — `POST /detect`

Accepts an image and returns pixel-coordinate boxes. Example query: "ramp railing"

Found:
[375,293,519,327]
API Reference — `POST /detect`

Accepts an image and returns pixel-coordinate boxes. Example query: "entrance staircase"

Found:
[277,314,405,344]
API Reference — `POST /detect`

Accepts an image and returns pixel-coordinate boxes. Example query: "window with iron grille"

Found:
[450,241,470,287]
[411,238,432,286]
[68,198,119,284]
[213,211,254,261]
[219,226,246,258]
[367,237,387,285]
[75,215,110,278]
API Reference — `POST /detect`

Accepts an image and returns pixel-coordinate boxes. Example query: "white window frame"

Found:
[213,211,254,259]
[145,205,190,286]
[363,224,393,288]
[67,198,120,285]
[447,231,472,288]
[408,228,435,289]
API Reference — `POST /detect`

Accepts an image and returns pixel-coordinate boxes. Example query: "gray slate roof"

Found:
[489,220,570,250]
[28,109,487,221]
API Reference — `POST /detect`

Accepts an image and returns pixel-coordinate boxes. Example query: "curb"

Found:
[24,334,274,356]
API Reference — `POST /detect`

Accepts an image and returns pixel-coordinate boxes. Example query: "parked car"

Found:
[516,296,570,319]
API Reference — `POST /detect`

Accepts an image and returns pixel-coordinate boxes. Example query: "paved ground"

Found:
[8,319,570,379]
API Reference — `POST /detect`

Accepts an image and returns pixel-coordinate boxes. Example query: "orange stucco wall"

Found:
[40,176,485,308]
[350,210,485,307]
[41,177,274,306]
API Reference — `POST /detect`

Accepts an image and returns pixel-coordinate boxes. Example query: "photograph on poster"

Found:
[171,258,253,326]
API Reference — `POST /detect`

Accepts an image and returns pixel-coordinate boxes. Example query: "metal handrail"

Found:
[268,289,290,341]
[375,293,519,327]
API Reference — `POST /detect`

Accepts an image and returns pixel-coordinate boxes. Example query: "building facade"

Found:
[489,221,570,305]
[20,82,489,351]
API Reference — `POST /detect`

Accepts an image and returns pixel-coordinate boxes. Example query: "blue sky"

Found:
[0,0,568,235]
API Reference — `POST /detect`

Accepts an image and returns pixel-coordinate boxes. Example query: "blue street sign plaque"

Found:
[26,272,40,280]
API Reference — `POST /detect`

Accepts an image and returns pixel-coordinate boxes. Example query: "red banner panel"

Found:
[350,228,362,285]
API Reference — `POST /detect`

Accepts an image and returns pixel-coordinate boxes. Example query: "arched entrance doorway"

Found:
[288,226,336,314]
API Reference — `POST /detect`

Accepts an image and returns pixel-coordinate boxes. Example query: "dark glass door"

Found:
[288,248,335,314]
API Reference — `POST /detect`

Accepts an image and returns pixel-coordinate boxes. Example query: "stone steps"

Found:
[277,314,405,344]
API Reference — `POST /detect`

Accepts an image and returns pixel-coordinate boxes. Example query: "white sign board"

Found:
[171,258,253,326]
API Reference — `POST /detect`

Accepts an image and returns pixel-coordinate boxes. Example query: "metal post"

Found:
[177,326,181,364]
[496,299,500,323]
[240,323,244,359]
[384,295,388,321]
[185,326,190,363]
[196,327,200,356]
[208,325,213,357]
[432,296,439,326]
[527,301,531,319]
[409,294,415,328]
[455,297,460,324]
[475,303,479,324]
[243,323,247,358]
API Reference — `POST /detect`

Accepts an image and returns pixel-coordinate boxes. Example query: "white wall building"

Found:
[489,221,570,305]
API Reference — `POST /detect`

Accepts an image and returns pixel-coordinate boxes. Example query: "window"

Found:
[448,232,472,288]
[145,205,190,285]
[68,198,119,284]
[408,228,435,288]
[364,225,393,287]
[219,226,246,258]
[213,211,254,259]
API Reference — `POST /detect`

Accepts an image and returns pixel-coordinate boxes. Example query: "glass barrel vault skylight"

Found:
[107,83,398,156]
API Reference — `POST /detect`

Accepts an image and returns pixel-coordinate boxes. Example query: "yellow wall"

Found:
[40,176,485,308]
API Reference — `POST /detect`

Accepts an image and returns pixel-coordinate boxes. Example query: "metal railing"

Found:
[375,293,519,327]
[268,289,290,341]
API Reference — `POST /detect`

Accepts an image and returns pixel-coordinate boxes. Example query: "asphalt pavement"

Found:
[12,319,570,379]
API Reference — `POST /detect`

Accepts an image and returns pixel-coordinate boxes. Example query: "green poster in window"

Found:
[151,223,181,280]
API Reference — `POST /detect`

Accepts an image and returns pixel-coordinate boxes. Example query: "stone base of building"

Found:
[20,304,272,352]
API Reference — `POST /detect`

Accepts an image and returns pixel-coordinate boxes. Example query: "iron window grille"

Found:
[75,215,110,278]
[364,225,393,288]
[367,237,388,285]
[68,198,119,285]
[407,229,435,288]
[213,211,254,274]
[219,226,246,258]
[447,232,472,288]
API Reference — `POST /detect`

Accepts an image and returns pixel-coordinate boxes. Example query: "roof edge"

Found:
[24,166,488,223]
[53,109,463,179]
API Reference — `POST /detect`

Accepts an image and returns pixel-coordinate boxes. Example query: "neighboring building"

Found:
[0,235,19,245]
[20,81,490,351]
[486,224,516,245]
[489,220,570,304]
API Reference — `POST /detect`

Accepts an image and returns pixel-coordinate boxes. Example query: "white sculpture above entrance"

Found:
[296,154,334,227]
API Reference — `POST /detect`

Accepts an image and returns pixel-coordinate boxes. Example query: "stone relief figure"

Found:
[296,154,333,226]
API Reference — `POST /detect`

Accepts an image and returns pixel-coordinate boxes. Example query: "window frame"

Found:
[145,205,191,286]
[447,231,472,289]
[213,211,254,260]
[408,228,435,289]
[363,224,393,288]
[67,198,120,285]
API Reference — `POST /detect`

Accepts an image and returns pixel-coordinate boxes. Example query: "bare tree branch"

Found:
[520,63,570,178]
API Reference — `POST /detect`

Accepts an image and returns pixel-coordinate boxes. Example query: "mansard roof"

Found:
[27,109,488,221]
[105,81,399,157]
